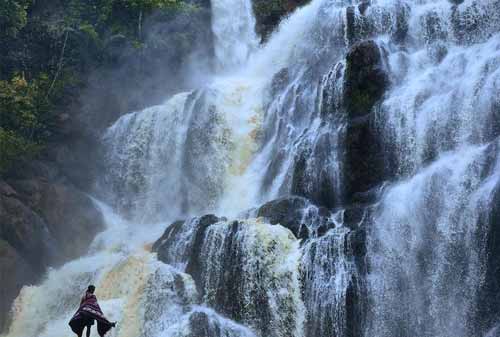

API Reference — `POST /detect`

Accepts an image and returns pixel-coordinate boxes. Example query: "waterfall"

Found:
[211,0,259,72]
[4,0,500,336]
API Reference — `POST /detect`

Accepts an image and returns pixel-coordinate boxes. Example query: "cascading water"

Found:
[3,0,500,337]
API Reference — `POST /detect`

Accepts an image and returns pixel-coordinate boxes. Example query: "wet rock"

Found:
[155,217,302,337]
[345,4,372,46]
[343,203,369,229]
[290,133,340,209]
[152,220,187,261]
[257,196,308,238]
[188,311,219,337]
[390,3,410,44]
[343,40,392,201]
[0,240,36,332]
[252,0,311,42]
[475,183,500,334]
[450,1,498,45]
[422,11,448,45]
[185,215,221,290]
[198,220,301,337]
[343,40,389,119]
[257,196,331,239]
[301,224,367,337]
[0,164,104,332]
[270,67,290,97]
[343,114,388,202]
[358,1,370,15]
[185,310,255,337]
[9,180,105,261]
[0,195,53,272]
[153,215,220,270]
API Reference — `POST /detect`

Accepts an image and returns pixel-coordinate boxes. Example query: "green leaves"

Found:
[0,0,29,38]
[0,74,53,174]
[0,0,196,175]
[0,128,41,174]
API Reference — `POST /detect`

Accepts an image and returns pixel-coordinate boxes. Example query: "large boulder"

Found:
[252,0,311,42]
[154,217,302,337]
[343,40,389,119]
[0,194,53,272]
[9,179,104,260]
[153,215,220,267]
[342,40,392,201]
[0,175,104,332]
[183,309,256,337]
[256,196,333,239]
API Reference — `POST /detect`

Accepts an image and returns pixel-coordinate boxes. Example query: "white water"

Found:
[211,0,258,72]
[4,0,500,337]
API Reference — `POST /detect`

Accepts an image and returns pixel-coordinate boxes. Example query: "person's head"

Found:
[87,285,96,294]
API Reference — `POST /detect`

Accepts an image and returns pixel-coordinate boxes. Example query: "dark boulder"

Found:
[343,114,389,201]
[186,310,254,337]
[0,194,53,272]
[257,196,308,238]
[342,40,392,201]
[252,0,311,42]
[345,3,372,46]
[290,137,340,210]
[257,196,332,239]
[152,220,187,262]
[390,2,410,45]
[9,180,105,261]
[343,40,389,119]
[185,215,221,291]
[153,215,220,269]
[188,311,220,337]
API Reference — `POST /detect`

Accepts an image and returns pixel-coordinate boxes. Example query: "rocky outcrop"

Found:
[7,178,104,261]
[343,40,388,119]
[252,0,311,42]
[342,40,391,201]
[0,193,54,272]
[256,196,333,239]
[184,309,255,337]
[450,0,500,45]
[153,215,221,269]
[0,161,104,332]
[154,214,302,337]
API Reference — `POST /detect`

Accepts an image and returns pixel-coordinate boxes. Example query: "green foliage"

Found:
[0,0,29,38]
[0,128,41,174]
[0,0,198,175]
[0,74,56,173]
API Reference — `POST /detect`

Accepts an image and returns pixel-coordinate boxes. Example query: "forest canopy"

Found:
[0,0,200,174]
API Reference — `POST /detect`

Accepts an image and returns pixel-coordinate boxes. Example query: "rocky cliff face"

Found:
[0,158,104,331]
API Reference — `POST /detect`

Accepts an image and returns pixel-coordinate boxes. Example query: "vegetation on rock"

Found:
[0,0,208,175]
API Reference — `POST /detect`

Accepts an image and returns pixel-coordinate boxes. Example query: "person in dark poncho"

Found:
[69,285,116,337]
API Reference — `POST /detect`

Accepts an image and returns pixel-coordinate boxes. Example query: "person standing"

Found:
[69,285,116,337]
